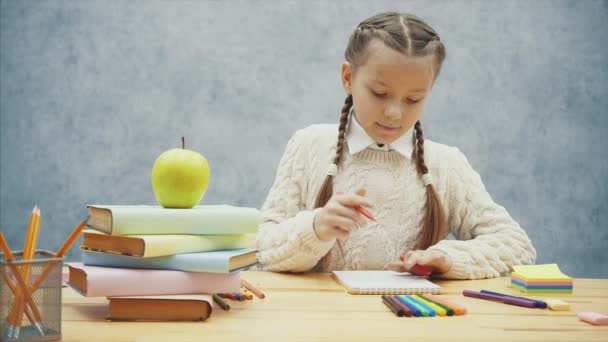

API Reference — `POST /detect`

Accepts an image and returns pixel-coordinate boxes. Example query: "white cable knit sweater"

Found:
[256,124,536,279]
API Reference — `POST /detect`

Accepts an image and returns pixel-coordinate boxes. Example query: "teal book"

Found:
[82,248,258,273]
[87,204,260,235]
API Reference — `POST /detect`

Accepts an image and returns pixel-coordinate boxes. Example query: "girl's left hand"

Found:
[385,249,452,275]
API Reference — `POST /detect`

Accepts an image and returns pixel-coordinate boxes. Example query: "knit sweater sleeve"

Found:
[255,129,336,272]
[427,148,537,279]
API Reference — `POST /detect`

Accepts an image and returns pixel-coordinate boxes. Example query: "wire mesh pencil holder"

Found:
[0,250,63,342]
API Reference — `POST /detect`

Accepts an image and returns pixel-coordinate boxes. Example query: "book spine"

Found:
[84,270,241,296]
[110,208,260,235]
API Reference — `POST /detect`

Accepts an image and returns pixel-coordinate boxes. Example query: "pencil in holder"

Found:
[0,250,63,342]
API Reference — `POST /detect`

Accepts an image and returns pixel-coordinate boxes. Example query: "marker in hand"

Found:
[336,192,376,222]
[355,206,375,222]
[400,255,432,278]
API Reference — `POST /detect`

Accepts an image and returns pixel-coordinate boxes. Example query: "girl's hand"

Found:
[385,249,452,275]
[313,188,374,241]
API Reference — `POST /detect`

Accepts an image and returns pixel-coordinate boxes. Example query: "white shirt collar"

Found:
[345,109,414,158]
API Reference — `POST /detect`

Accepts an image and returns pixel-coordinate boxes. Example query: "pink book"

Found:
[66,262,240,297]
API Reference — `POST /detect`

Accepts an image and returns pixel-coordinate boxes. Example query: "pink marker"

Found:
[578,312,608,326]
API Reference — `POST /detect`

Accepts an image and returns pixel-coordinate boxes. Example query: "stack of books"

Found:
[511,264,573,294]
[66,204,260,321]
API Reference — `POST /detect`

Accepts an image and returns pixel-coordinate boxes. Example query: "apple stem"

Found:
[182,137,185,149]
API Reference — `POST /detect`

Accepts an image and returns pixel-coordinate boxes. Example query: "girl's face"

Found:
[341,39,436,145]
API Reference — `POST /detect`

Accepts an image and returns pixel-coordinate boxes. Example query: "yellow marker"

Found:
[414,295,447,316]
[544,299,570,311]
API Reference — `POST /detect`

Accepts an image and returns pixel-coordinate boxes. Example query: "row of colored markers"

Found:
[381,294,467,317]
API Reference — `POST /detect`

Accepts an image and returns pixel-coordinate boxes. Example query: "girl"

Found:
[256,12,536,279]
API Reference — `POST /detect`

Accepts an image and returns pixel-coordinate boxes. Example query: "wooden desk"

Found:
[62,272,608,341]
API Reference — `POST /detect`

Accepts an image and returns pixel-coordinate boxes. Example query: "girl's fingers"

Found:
[330,205,367,227]
[401,250,450,274]
[384,262,407,273]
[403,250,423,269]
[328,203,364,222]
[329,215,359,232]
[416,251,437,267]
[401,250,415,265]
[332,226,349,239]
[335,193,374,209]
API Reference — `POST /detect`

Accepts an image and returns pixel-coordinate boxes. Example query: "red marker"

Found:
[354,206,376,222]
[399,255,433,277]
[336,192,376,222]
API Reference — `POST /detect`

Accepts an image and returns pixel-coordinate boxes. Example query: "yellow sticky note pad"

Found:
[512,264,573,281]
[544,299,570,311]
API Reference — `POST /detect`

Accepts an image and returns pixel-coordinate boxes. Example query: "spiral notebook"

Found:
[332,270,442,295]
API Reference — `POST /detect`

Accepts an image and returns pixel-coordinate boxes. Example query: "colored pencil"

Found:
[0,232,42,328]
[241,279,265,299]
[224,293,237,301]
[239,289,253,300]
[10,208,44,338]
[212,294,230,310]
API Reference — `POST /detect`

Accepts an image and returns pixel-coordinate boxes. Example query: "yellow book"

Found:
[82,230,255,258]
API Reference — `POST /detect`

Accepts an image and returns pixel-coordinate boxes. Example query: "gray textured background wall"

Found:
[1,1,606,278]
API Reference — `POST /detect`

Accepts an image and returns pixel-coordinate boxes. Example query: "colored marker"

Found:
[382,295,404,317]
[414,295,446,316]
[424,294,467,315]
[578,312,608,326]
[406,295,435,317]
[335,192,376,221]
[463,290,536,308]
[394,295,421,317]
[387,296,413,317]
[401,295,429,317]
[420,294,454,316]
[399,255,433,277]
[480,290,546,308]
[354,206,376,221]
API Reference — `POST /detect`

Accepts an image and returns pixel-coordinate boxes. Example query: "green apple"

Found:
[151,137,210,208]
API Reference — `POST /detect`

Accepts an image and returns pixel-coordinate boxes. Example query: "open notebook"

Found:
[332,270,442,295]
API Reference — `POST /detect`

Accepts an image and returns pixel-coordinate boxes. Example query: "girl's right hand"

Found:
[313,188,374,241]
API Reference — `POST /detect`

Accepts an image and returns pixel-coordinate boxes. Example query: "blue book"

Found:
[81,248,258,273]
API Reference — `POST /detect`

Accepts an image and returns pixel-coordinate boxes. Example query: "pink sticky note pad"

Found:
[578,312,608,326]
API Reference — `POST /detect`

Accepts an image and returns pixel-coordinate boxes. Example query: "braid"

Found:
[414,121,429,174]
[314,95,353,209]
[334,96,352,163]
[413,121,448,250]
